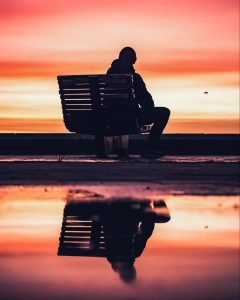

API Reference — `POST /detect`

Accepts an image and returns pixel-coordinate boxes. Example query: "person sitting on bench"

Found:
[107,47,170,158]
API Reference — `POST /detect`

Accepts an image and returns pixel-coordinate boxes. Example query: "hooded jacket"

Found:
[107,59,154,110]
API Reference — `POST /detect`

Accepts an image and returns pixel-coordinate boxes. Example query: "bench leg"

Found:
[104,136,114,155]
[120,135,129,152]
[95,134,115,158]
[113,135,129,156]
[95,134,129,158]
[95,134,106,158]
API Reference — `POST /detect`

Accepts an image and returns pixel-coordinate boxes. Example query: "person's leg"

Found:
[137,107,170,157]
[146,107,170,151]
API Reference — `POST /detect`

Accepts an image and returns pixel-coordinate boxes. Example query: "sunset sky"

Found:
[0,0,239,133]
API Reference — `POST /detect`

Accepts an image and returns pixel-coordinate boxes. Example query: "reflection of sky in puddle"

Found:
[0,185,239,300]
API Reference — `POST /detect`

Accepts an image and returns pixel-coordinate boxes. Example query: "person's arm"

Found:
[133,221,155,258]
[133,73,155,109]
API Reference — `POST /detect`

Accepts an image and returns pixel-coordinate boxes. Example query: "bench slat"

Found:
[59,74,130,81]
[62,232,92,237]
[65,109,136,116]
[62,237,90,241]
[61,90,91,94]
[59,76,90,83]
[65,105,93,109]
[66,220,92,225]
[102,100,134,108]
[62,243,91,248]
[65,109,93,113]
[60,88,91,93]
[61,78,90,83]
[65,222,92,226]
[65,109,135,114]
[63,100,92,104]
[65,227,92,232]
[65,216,91,220]
[100,94,130,99]
[61,83,90,89]
[62,95,92,100]
[98,76,132,83]
[99,82,132,88]
[99,88,132,93]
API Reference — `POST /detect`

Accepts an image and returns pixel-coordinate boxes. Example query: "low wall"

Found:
[0,134,239,155]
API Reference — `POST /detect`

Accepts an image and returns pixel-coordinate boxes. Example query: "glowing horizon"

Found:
[0,0,239,133]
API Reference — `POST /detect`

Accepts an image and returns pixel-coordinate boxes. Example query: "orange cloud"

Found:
[0,118,66,133]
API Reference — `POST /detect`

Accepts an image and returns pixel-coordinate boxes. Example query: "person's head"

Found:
[118,47,137,64]
[111,260,136,284]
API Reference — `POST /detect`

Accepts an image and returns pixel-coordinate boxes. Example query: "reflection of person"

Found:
[107,47,170,158]
[58,197,170,284]
[106,219,155,283]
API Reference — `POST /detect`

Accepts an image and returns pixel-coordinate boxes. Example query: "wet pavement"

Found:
[0,184,239,300]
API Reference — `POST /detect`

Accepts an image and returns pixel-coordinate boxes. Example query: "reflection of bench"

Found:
[57,74,151,157]
[58,199,170,257]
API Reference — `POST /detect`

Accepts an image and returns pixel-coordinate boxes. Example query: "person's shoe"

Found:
[141,149,165,159]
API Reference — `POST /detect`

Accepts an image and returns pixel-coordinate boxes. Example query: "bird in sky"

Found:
[204,91,208,94]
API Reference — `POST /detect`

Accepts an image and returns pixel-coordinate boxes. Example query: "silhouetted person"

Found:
[107,47,170,158]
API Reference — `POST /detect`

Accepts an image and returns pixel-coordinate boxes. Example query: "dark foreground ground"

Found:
[0,133,239,194]
[0,156,239,195]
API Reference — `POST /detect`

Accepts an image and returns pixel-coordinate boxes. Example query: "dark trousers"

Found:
[137,107,170,150]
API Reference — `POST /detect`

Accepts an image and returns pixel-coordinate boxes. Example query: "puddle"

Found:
[0,185,239,300]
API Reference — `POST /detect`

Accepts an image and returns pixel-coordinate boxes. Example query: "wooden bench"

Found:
[57,74,152,157]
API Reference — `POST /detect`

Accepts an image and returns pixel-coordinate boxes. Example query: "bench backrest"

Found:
[58,74,140,135]
[58,215,107,257]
